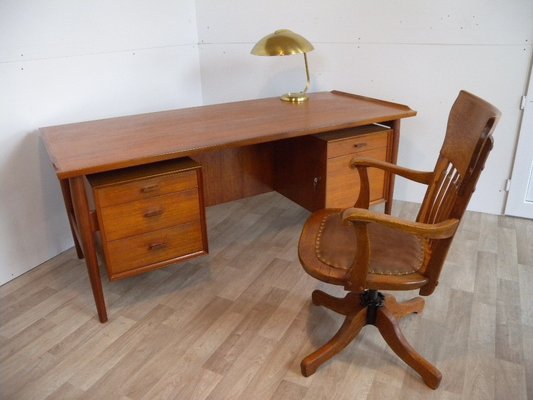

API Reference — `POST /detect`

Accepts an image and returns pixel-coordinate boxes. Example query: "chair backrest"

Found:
[418,91,500,295]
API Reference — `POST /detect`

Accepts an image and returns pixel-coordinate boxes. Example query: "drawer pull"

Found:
[148,242,168,251]
[140,184,159,193]
[144,208,164,218]
[353,143,367,149]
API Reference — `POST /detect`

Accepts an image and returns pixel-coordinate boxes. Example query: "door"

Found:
[505,61,533,219]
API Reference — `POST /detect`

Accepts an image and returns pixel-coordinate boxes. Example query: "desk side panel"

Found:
[273,136,327,211]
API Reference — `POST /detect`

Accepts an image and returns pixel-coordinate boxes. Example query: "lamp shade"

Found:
[250,29,314,56]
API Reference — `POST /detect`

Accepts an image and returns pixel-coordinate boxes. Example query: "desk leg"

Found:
[70,176,108,323]
[59,179,84,259]
[385,120,401,215]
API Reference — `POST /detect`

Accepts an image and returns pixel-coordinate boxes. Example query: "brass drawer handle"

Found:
[140,184,159,193]
[144,208,164,218]
[353,142,367,149]
[148,242,168,251]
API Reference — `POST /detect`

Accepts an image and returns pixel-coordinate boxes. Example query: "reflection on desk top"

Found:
[40,90,416,179]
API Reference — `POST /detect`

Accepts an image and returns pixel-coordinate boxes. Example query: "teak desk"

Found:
[41,91,416,322]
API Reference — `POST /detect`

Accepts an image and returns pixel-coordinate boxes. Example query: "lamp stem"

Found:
[303,52,310,94]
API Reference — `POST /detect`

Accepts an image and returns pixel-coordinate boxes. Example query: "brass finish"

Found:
[250,29,314,56]
[279,53,311,103]
[251,29,314,103]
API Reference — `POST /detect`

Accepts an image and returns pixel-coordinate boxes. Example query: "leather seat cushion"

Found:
[315,211,427,275]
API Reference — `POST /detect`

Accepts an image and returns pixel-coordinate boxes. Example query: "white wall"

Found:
[1,1,532,285]
[0,0,202,284]
[197,0,533,214]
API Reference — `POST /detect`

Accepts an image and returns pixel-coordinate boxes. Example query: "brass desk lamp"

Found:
[251,29,314,103]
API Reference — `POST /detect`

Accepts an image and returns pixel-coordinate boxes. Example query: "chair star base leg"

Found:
[301,304,367,377]
[311,290,362,316]
[375,306,442,389]
[301,290,441,389]
[384,295,425,320]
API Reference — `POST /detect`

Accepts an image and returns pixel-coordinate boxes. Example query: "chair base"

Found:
[301,289,442,390]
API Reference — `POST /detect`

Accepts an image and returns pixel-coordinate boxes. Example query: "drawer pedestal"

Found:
[274,124,393,211]
[87,157,208,280]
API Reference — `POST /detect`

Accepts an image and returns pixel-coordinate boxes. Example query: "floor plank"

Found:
[0,192,531,400]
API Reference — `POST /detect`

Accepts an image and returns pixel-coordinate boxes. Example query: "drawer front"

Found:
[105,221,205,276]
[327,131,389,159]
[95,170,198,207]
[325,147,387,209]
[99,189,201,241]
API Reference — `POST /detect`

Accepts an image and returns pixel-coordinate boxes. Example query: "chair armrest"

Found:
[341,208,459,239]
[350,158,434,185]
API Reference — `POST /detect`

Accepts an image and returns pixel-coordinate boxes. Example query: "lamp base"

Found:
[280,92,309,103]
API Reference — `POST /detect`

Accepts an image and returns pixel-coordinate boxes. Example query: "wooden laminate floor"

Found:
[1,192,532,400]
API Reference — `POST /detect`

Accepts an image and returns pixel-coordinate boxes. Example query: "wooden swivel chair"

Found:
[298,91,500,389]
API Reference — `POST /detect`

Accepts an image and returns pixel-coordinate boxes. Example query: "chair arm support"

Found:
[350,158,434,185]
[341,208,460,239]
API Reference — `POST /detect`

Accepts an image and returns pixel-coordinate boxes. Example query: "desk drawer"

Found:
[95,170,198,207]
[325,147,387,208]
[99,189,201,242]
[105,221,205,276]
[327,131,388,159]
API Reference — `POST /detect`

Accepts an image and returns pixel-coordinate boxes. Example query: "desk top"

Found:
[41,90,416,179]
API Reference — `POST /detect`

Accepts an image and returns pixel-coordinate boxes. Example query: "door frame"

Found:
[505,58,533,219]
